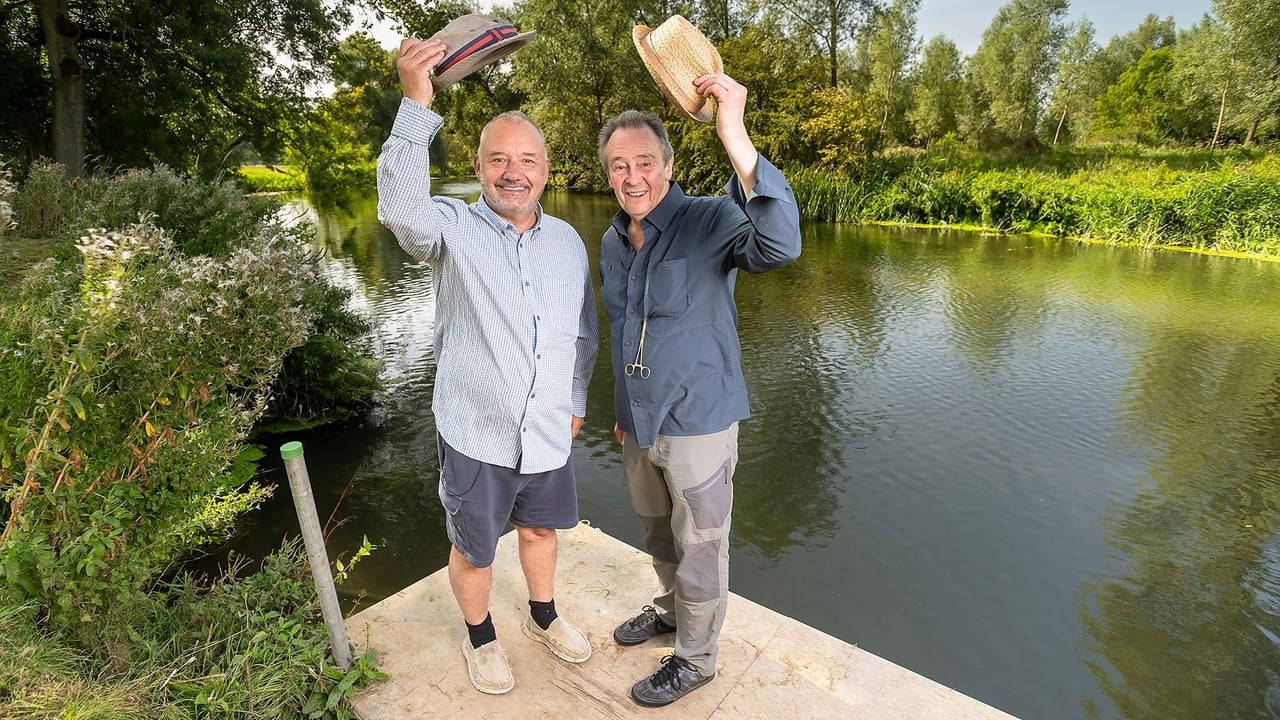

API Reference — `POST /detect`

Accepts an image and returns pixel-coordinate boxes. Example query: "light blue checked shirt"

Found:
[377,99,598,474]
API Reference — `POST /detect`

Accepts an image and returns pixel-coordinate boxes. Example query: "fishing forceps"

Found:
[624,317,650,379]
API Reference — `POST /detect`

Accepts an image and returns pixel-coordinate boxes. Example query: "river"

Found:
[223,184,1280,720]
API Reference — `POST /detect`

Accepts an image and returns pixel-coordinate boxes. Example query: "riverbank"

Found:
[787,143,1280,260]
[0,164,382,719]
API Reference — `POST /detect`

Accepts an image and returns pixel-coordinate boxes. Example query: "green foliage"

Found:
[964,0,1070,148]
[0,218,313,638]
[1093,48,1176,144]
[0,165,378,644]
[908,36,964,145]
[1,0,357,177]
[800,88,883,171]
[10,161,283,256]
[0,543,384,719]
[511,0,655,190]
[270,282,379,424]
[0,161,14,237]
[236,165,307,194]
[6,164,379,422]
[790,144,1280,256]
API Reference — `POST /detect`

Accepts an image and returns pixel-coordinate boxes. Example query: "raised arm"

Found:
[376,38,464,263]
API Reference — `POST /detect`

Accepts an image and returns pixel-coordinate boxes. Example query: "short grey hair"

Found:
[597,110,673,172]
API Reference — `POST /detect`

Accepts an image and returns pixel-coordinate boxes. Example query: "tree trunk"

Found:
[38,0,86,178]
[1052,107,1067,146]
[1245,116,1258,146]
[1210,86,1227,152]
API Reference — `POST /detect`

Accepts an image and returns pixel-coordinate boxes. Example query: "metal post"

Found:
[280,441,352,670]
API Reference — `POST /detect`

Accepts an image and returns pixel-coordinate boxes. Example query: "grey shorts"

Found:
[436,434,579,568]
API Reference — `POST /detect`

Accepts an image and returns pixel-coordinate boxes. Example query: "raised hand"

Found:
[396,38,448,107]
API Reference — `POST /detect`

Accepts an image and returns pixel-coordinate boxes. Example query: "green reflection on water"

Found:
[289,188,1280,720]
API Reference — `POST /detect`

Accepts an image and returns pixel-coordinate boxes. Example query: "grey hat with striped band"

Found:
[429,14,536,91]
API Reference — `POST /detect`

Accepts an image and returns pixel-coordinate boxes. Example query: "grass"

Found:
[0,546,382,720]
[0,235,58,299]
[234,165,307,193]
[789,142,1280,259]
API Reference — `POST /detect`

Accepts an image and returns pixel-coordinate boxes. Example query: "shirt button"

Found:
[524,281,530,286]
[522,427,527,432]
[530,392,536,398]
[626,308,634,315]
[630,274,637,281]
[624,340,631,347]
[631,401,639,407]
[536,354,541,359]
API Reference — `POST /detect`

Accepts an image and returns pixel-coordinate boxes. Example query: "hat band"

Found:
[437,25,520,76]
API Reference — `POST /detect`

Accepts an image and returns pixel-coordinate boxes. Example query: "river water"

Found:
[226,184,1280,720]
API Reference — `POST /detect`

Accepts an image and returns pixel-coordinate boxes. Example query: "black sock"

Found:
[529,599,557,631]
[466,612,497,649]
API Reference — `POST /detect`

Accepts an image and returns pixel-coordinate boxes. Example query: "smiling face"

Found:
[473,116,548,229]
[604,125,673,225]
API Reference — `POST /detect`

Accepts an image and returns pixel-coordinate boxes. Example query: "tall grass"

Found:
[790,145,1280,257]
[0,544,380,720]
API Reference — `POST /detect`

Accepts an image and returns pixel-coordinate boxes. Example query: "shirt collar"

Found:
[609,181,687,242]
[475,195,543,235]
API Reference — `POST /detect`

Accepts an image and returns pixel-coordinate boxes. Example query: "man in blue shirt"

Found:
[598,72,802,706]
[378,37,599,695]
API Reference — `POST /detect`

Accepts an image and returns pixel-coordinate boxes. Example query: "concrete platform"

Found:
[345,521,1018,719]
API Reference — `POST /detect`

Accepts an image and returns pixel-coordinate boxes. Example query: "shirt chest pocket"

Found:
[647,257,688,318]
[532,279,581,342]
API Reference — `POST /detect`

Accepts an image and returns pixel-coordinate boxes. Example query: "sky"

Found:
[917,0,1213,56]
[357,1,1216,56]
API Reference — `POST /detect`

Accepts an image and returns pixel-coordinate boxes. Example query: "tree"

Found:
[1089,14,1177,91]
[1046,19,1099,144]
[765,0,883,88]
[1092,47,1176,144]
[963,0,1069,148]
[907,35,963,145]
[862,0,920,145]
[1,0,360,178]
[510,0,655,189]
[1211,0,1280,143]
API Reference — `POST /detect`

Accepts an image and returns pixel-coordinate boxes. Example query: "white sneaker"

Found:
[461,636,514,694]
[521,615,592,663]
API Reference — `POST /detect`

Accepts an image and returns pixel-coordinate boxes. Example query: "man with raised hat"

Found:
[376,15,599,695]
[597,14,803,708]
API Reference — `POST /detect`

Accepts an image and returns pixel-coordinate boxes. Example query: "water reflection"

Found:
[225,188,1280,720]
[1083,262,1280,720]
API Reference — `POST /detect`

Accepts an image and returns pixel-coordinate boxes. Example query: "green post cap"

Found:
[280,441,304,460]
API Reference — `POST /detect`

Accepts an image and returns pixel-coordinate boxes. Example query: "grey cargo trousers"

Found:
[621,423,739,676]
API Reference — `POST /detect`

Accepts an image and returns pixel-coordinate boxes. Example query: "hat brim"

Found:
[633,24,721,123]
[432,31,536,91]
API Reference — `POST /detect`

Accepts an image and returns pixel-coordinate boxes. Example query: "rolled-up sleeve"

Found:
[723,155,802,272]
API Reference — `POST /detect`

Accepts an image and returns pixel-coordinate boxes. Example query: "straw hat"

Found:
[633,15,723,122]
[429,14,536,91]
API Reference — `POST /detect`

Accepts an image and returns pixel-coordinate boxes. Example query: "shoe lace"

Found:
[650,655,692,690]
[631,605,659,629]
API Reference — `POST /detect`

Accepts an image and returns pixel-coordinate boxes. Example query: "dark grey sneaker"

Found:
[630,655,714,707]
[613,605,676,646]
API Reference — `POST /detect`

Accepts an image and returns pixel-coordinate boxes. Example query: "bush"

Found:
[5,164,380,420]
[0,162,15,237]
[0,542,384,719]
[0,218,313,638]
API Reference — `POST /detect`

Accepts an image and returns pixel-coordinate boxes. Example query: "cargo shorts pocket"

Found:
[684,459,733,531]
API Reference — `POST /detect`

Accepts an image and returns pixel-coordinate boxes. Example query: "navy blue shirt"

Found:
[600,156,802,449]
